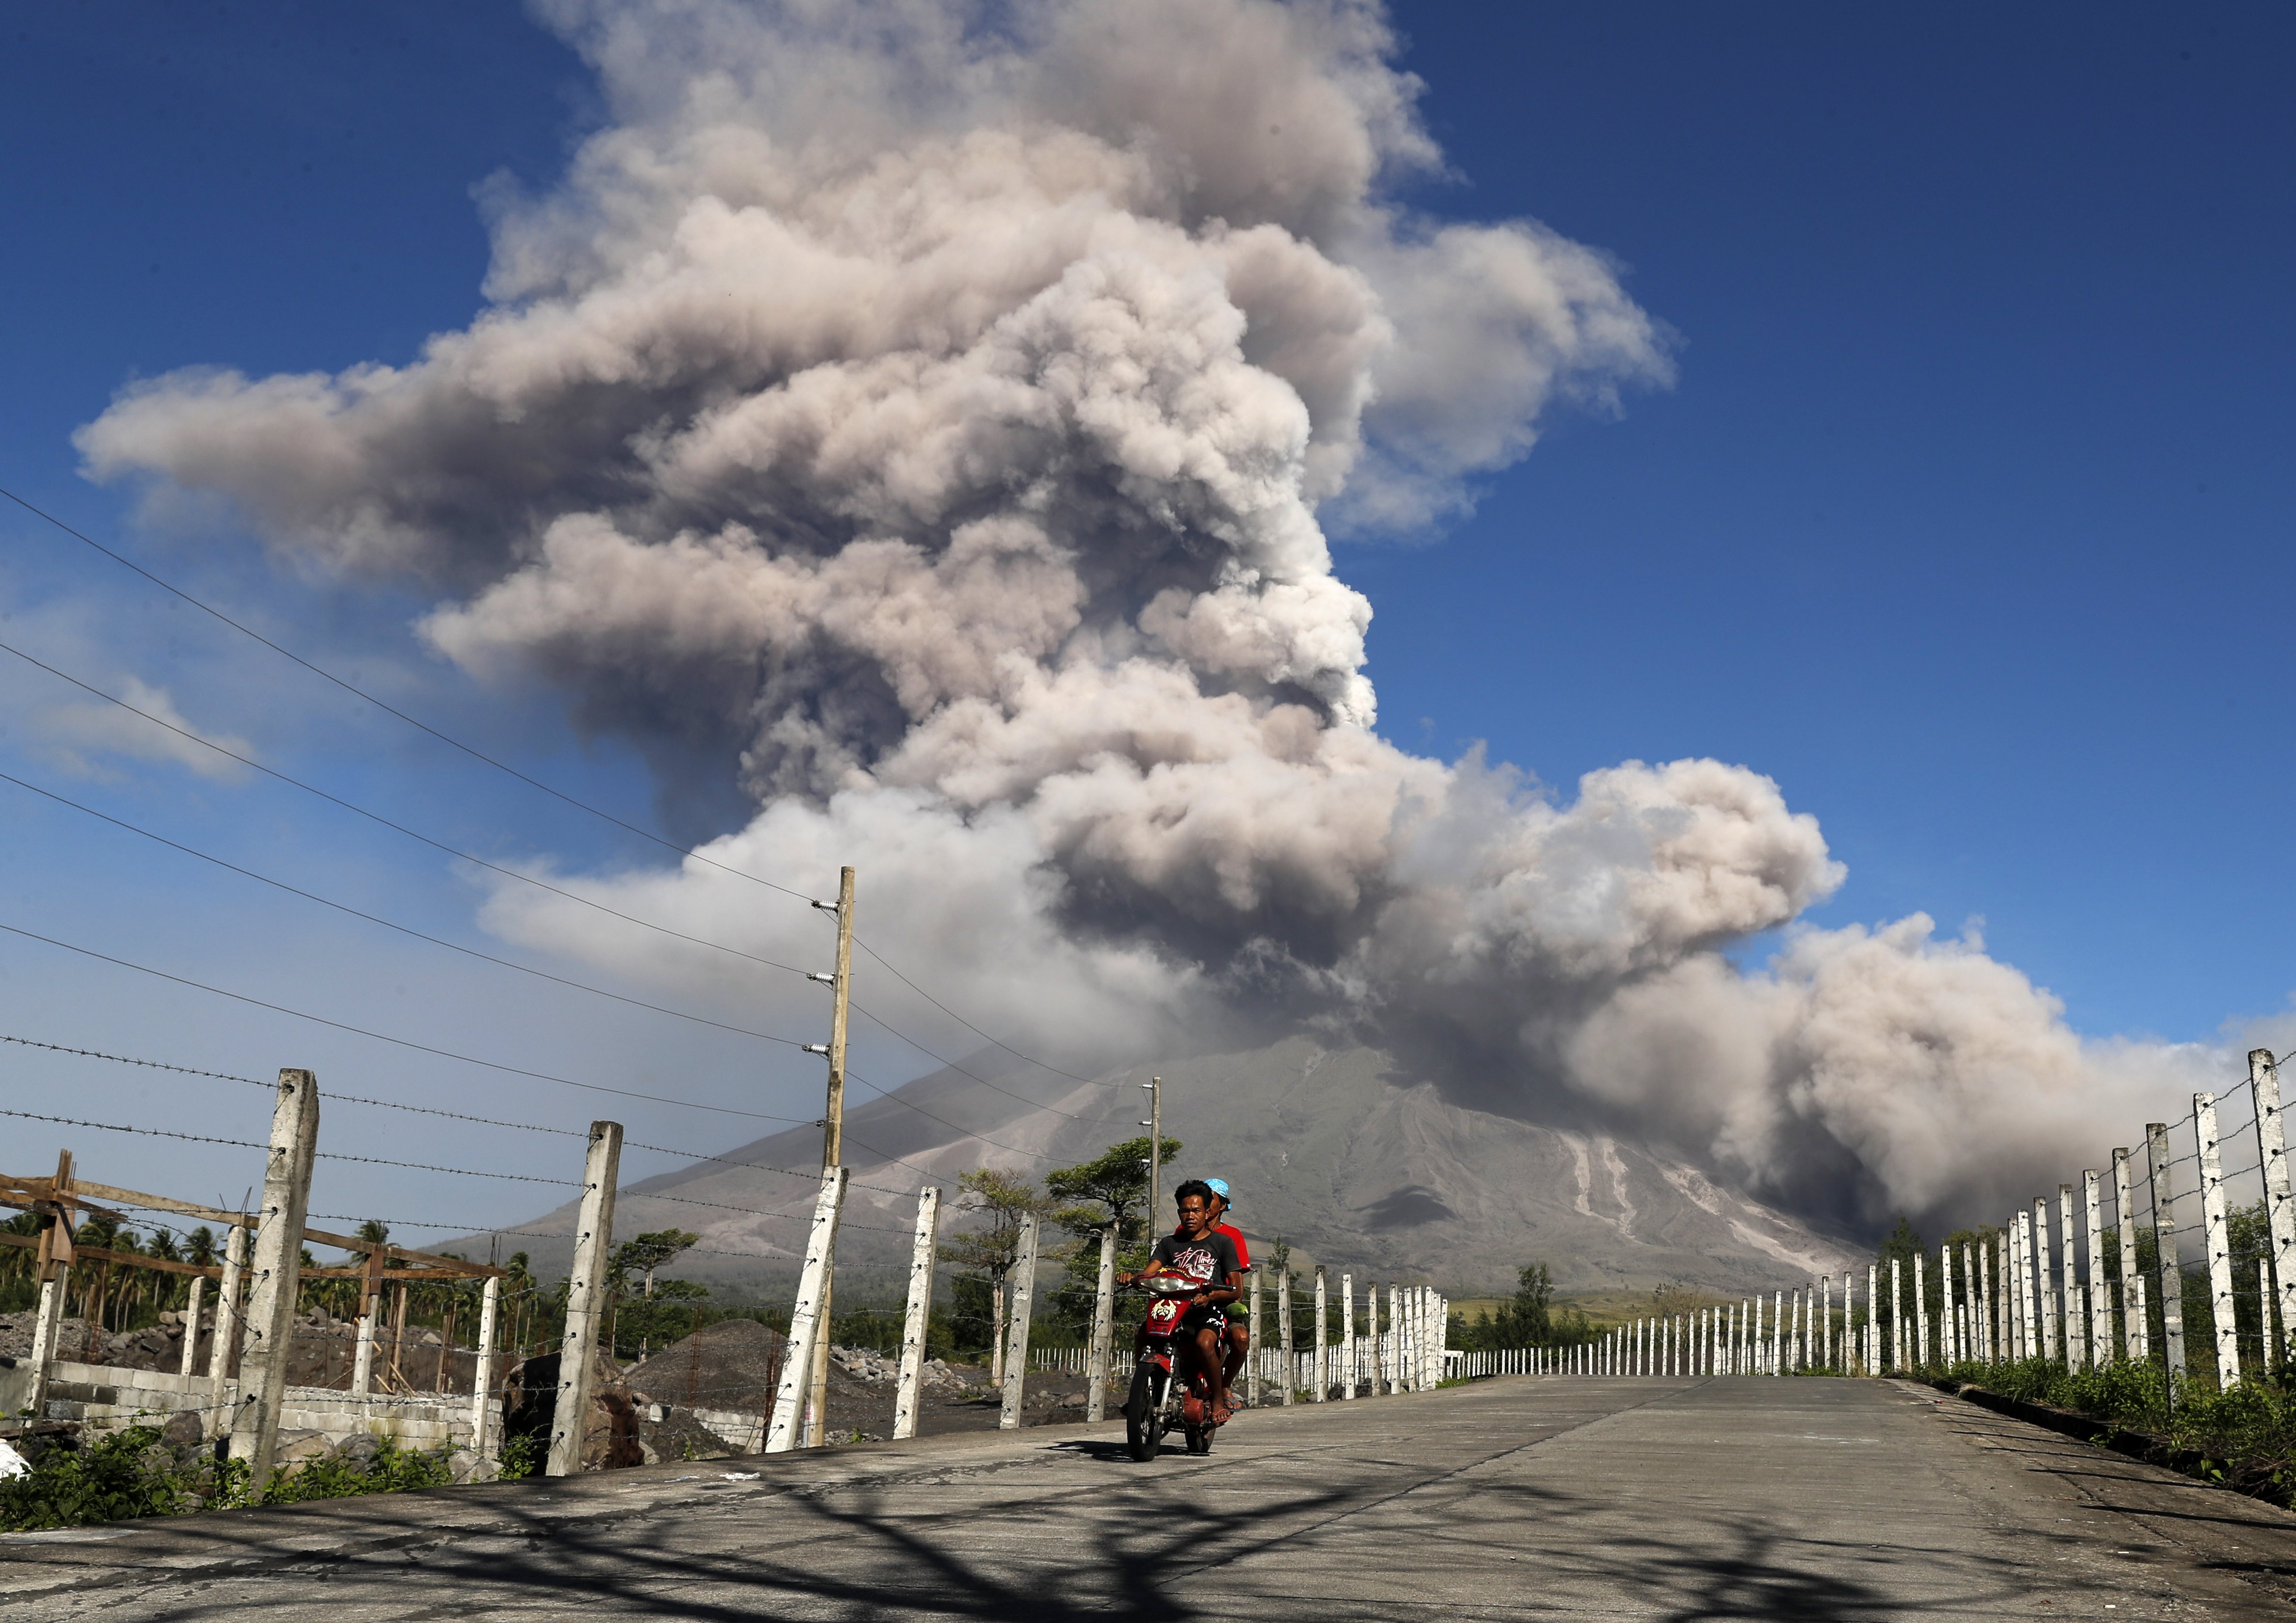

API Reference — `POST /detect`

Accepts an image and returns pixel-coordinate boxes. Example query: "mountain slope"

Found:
[468,1037,1863,1302]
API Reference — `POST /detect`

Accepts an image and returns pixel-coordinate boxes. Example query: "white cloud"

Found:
[38,675,253,782]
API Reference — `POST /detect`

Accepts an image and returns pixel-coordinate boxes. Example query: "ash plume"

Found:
[78,0,2213,1235]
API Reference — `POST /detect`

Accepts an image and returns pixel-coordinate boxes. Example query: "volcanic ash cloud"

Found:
[76,0,2211,1232]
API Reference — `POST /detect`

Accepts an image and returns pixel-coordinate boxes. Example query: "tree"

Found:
[939,1170,1052,1375]
[608,1230,704,1357]
[1494,1262,1554,1347]
[1045,1136,1181,1263]
[610,1230,700,1299]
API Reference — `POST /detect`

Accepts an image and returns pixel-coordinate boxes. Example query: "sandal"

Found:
[1210,1402,1234,1426]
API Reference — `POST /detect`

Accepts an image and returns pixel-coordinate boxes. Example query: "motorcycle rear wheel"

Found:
[1124,1363,1160,1461]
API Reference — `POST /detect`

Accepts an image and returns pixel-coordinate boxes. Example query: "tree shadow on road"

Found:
[65,1455,2076,1623]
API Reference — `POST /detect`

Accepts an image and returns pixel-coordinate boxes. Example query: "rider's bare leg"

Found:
[1223,1320,1249,1388]
[1194,1325,1231,1418]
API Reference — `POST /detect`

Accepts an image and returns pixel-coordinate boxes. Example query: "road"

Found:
[6,1376,2295,1619]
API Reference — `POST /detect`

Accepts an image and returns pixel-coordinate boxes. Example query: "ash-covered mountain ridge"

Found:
[469,1036,1861,1303]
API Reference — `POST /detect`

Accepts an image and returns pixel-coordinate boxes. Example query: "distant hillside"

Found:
[459,1036,1862,1305]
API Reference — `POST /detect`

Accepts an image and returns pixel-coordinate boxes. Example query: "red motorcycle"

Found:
[1123,1271,1220,1460]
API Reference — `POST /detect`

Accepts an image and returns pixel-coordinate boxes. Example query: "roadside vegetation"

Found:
[0,1422,495,1533]
[1859,1207,2296,1507]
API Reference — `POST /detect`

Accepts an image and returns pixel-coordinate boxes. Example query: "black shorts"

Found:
[1178,1302,1227,1335]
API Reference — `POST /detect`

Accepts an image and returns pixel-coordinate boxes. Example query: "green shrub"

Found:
[0,1424,469,1532]
[0,1425,192,1531]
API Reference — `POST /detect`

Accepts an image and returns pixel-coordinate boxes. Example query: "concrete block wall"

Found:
[40,1358,485,1452]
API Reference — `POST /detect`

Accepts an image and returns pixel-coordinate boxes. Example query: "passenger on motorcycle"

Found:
[1186,1178,1253,1394]
[1119,1180,1242,1425]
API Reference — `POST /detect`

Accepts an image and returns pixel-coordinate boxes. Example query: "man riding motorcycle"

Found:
[1119,1180,1242,1425]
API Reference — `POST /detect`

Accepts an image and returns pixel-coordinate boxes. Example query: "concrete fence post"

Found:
[2196,1092,2241,1389]
[1312,1267,1329,1402]
[2033,1197,2058,1362]
[1247,1265,1265,1406]
[25,1149,75,1419]
[1385,1286,1396,1389]
[765,1164,846,1453]
[1968,1244,1981,1362]
[547,1119,624,1475]
[2085,1172,2110,1367]
[206,1222,247,1438]
[2002,1221,2017,1359]
[998,1211,1040,1431]
[1365,1278,1381,1396]
[2253,1050,2296,1363]
[1864,1264,1876,1374]
[1912,1254,1928,1369]
[2146,1121,2188,1380]
[469,1273,501,1458]
[2262,1257,2278,1369]
[2059,1184,2083,1370]
[1937,1251,1952,1365]
[2115,1147,2145,1361]
[228,1069,320,1499]
[2010,1219,2026,1359]
[352,1291,378,1397]
[1972,1242,1988,1362]
[1278,1267,1295,1402]
[179,1276,205,1380]
[896,1186,944,1438]
[2011,1210,2030,1360]
[1340,1272,1357,1399]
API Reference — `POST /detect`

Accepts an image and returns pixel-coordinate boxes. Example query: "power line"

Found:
[849,935,1108,1086]
[846,1002,1119,1122]
[0,918,817,1125]
[0,641,1126,1138]
[2,488,1111,1096]
[0,1029,968,1194]
[0,1106,262,1150]
[0,637,818,982]
[0,768,824,1052]
[0,483,819,905]
[11,753,1122,1131]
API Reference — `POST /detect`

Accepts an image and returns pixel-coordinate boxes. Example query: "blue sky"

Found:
[0,2,2289,1237]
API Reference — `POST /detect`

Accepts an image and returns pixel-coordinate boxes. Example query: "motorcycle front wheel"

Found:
[1124,1362,1161,1461]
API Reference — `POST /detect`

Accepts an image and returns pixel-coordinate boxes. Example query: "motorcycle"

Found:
[1122,1270,1221,1460]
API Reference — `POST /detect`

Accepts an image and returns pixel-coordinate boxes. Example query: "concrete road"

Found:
[6,1376,2296,1619]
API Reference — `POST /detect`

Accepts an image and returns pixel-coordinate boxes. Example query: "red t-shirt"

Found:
[1175,1219,1251,1270]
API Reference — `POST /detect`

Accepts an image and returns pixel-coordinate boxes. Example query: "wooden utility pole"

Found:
[803,866,856,1447]
[1143,1077,1162,1233]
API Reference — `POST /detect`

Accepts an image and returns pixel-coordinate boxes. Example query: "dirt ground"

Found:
[618,1320,1113,1444]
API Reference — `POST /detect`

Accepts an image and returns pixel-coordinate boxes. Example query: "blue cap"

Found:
[1205,1178,1230,1199]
